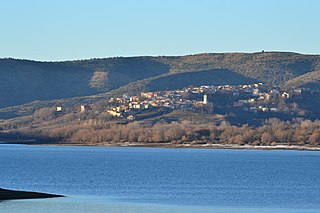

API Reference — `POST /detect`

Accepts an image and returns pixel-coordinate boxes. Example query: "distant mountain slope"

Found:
[0,59,95,108]
[283,70,320,89]
[148,69,257,91]
[156,52,320,85]
[0,58,168,108]
[115,69,257,95]
[65,57,169,88]
[0,52,319,108]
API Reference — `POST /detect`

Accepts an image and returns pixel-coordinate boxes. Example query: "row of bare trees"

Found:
[12,118,320,147]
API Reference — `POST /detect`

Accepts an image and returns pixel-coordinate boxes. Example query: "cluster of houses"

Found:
[105,83,304,119]
[106,90,212,120]
[54,82,304,120]
[227,83,302,113]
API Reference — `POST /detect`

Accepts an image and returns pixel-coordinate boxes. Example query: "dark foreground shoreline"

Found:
[0,188,64,201]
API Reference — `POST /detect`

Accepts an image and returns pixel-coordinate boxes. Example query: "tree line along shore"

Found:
[3,117,319,149]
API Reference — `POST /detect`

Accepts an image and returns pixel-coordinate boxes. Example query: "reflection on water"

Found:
[1,197,319,213]
[1,145,320,212]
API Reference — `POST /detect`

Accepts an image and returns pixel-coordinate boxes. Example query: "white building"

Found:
[56,106,62,112]
[203,94,208,105]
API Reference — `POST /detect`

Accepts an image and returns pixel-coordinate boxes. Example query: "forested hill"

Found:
[283,70,320,89]
[0,57,168,108]
[1,52,320,108]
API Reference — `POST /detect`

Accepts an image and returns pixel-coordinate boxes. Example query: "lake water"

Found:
[0,144,320,213]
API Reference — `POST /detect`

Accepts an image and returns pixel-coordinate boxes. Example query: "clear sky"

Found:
[1,0,319,61]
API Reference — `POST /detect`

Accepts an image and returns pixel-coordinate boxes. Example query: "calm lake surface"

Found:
[1,144,320,213]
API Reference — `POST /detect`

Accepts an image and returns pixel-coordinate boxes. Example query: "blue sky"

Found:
[1,0,319,61]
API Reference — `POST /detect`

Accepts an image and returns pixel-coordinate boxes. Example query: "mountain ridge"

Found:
[0,52,319,110]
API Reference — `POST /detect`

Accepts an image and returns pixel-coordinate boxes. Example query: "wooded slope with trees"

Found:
[1,52,319,108]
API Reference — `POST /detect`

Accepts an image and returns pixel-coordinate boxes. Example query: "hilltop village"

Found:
[103,83,305,120]
[58,82,316,123]
[2,82,319,148]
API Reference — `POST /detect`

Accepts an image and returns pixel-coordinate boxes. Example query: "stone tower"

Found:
[203,94,208,105]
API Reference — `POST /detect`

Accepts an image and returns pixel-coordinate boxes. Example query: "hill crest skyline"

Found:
[1,51,318,62]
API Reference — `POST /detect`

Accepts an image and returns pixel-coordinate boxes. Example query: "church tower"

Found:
[203,94,208,105]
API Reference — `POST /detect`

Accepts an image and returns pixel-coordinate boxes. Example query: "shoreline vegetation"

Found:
[2,118,319,151]
[1,140,320,151]
[0,188,63,201]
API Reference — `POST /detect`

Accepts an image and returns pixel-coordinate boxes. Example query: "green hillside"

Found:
[1,52,320,109]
